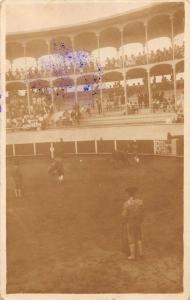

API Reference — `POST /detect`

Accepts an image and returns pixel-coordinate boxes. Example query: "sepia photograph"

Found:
[1,0,190,299]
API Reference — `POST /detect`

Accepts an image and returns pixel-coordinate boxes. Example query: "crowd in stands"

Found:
[125,82,149,113]
[51,63,74,76]
[104,57,122,70]
[53,102,89,127]
[30,89,53,114]
[6,43,184,81]
[76,60,96,74]
[102,82,125,111]
[125,52,146,67]
[6,64,75,81]
[174,43,184,59]
[6,74,184,130]
[6,68,26,81]
[174,110,184,123]
[6,67,49,81]
[6,90,53,130]
[27,66,51,78]
[148,43,184,63]
[151,89,184,123]
[148,47,173,63]
[6,92,28,126]
[151,75,184,117]
[53,88,76,112]
[103,44,184,70]
[152,91,175,112]
[151,74,174,91]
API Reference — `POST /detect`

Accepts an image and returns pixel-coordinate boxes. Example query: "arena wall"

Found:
[6,123,183,145]
[6,136,183,158]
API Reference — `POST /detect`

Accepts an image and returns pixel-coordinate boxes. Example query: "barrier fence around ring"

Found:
[6,139,184,159]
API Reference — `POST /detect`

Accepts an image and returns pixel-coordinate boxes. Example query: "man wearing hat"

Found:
[122,187,144,260]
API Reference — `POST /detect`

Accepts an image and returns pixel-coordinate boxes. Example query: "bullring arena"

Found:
[5,1,184,294]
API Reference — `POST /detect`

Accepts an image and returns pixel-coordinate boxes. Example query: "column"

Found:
[46,38,51,55]
[119,27,127,106]
[75,141,78,154]
[116,48,120,67]
[114,140,117,151]
[144,21,152,109]
[36,57,39,71]
[49,80,54,106]
[170,15,175,61]
[12,144,16,156]
[33,143,37,156]
[144,21,149,65]
[9,60,13,72]
[170,15,177,108]
[172,65,177,108]
[8,59,13,81]
[26,83,31,114]
[46,38,52,76]
[46,38,51,73]
[96,32,103,112]
[147,69,152,109]
[74,77,78,104]
[71,36,78,104]
[22,42,31,114]
[46,39,54,109]
[96,32,101,64]
[95,140,98,153]
[22,42,27,76]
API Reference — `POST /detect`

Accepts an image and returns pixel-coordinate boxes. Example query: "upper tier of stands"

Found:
[6,2,184,131]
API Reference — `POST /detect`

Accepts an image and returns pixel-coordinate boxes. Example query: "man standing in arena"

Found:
[132,140,140,163]
[48,157,64,184]
[12,160,23,198]
[122,187,144,260]
[111,147,129,167]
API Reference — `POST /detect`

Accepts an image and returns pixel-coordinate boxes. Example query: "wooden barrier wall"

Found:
[6,139,162,157]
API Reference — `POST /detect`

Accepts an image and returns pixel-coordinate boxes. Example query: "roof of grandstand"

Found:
[7,2,183,40]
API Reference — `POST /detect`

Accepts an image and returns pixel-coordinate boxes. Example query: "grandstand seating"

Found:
[6,2,184,130]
